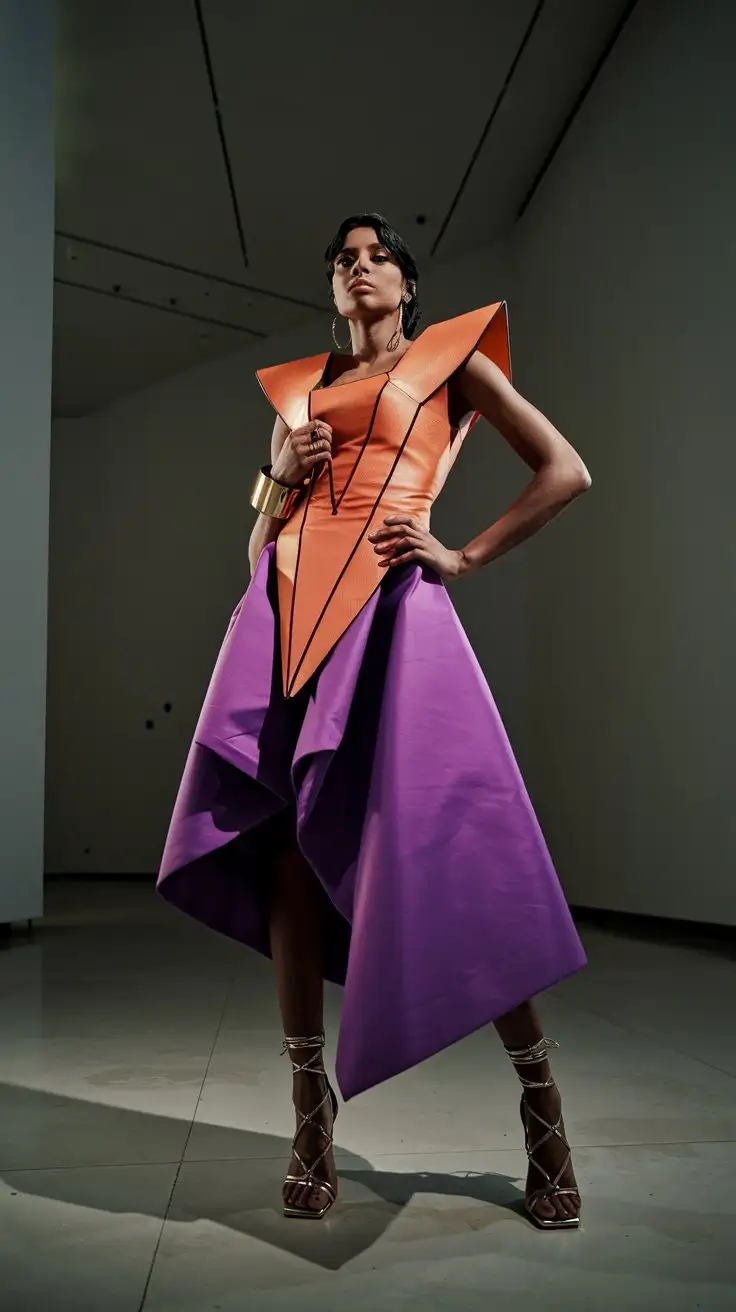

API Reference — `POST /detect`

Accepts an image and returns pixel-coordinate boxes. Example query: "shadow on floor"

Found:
[0,1081,524,1270]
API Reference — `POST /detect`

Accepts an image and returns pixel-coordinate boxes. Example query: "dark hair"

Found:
[324,212,421,339]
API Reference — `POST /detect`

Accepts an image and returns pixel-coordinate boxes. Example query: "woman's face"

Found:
[331,226,405,323]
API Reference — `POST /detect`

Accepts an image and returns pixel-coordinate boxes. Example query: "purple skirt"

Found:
[157,543,586,1099]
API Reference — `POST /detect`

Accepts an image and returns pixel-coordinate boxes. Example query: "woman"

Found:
[157,213,591,1230]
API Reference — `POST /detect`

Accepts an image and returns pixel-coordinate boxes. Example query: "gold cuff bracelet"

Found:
[250,466,302,520]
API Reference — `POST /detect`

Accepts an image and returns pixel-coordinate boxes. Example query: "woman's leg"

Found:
[267,810,337,1214]
[493,1001,580,1223]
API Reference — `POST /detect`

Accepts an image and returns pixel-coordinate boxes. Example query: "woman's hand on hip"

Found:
[270,421,333,488]
[368,516,472,581]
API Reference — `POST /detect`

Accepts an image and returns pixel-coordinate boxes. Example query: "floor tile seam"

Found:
[0,1157,184,1174]
[6,1135,735,1175]
[174,1135,736,1166]
[136,973,239,1312]
[545,995,736,1083]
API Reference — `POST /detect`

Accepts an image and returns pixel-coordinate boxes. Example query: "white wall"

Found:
[508,0,736,922]
[48,0,736,928]
[0,1,54,922]
[47,239,537,875]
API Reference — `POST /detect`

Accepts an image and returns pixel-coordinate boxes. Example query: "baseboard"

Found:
[44,872,155,882]
[570,903,736,948]
[41,878,736,947]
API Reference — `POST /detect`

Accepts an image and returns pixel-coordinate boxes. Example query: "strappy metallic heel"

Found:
[281,1031,338,1220]
[505,1037,581,1230]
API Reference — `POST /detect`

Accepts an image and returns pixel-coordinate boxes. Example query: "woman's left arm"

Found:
[369,351,592,579]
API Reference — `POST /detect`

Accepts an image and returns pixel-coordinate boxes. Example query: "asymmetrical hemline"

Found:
[157,542,586,1100]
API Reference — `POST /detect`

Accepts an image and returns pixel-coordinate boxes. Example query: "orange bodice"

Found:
[256,302,510,697]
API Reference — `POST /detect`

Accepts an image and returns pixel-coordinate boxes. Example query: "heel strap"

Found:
[281,1030,337,1202]
[505,1036,559,1090]
[281,1031,326,1076]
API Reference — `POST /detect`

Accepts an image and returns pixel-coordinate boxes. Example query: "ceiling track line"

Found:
[517,0,641,217]
[55,230,330,313]
[55,277,267,335]
[193,0,250,270]
[430,0,548,257]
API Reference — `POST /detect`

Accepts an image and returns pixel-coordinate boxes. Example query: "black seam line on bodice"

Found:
[286,402,421,697]
[283,378,387,689]
[332,380,388,512]
[285,463,317,691]
[284,385,325,687]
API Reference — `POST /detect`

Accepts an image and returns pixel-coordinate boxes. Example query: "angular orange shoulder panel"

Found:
[256,353,330,432]
[390,301,510,403]
[255,303,511,697]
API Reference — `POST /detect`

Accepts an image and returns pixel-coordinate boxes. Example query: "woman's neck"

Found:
[348,314,405,366]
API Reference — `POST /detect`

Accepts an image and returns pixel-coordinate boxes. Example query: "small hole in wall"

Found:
[163,702,172,713]
[145,719,155,730]
[84,847,91,855]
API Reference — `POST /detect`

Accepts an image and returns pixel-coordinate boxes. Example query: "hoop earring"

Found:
[332,316,350,351]
[386,303,404,353]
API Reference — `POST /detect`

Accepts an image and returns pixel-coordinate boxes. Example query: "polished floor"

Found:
[1,880,735,1311]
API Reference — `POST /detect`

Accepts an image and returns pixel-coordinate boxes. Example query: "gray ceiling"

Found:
[54,0,632,415]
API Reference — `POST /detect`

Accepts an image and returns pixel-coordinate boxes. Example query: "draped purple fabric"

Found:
[157,543,586,1100]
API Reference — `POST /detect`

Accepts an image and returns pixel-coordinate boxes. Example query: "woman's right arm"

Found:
[247,415,333,576]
